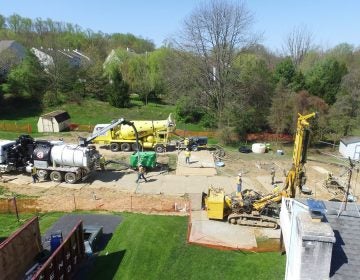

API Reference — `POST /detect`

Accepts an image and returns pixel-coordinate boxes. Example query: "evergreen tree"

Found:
[107,70,130,108]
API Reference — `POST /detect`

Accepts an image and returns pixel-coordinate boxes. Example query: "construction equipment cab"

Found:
[91,114,175,153]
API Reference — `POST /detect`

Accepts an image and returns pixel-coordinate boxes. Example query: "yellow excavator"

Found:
[206,112,316,228]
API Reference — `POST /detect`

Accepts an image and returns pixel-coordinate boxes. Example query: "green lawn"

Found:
[0,212,64,239]
[89,213,285,280]
[0,97,206,139]
[0,212,286,279]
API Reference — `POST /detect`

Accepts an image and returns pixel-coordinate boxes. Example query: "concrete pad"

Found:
[188,193,204,210]
[177,150,217,176]
[176,166,217,176]
[189,210,257,249]
[159,175,188,195]
[254,228,281,239]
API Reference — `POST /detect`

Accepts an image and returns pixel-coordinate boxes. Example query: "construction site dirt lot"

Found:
[1,136,355,251]
[1,142,354,212]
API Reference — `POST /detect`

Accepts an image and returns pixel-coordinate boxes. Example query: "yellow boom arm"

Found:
[284,112,316,197]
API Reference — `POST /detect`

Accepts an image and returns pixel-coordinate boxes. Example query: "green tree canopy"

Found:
[2,50,47,100]
[304,57,347,104]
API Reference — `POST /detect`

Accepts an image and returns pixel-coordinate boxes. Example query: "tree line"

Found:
[0,1,359,143]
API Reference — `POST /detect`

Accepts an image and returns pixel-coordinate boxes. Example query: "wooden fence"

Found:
[0,122,32,133]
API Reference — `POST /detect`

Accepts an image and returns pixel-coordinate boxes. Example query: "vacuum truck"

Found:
[31,141,101,183]
[0,135,102,184]
[91,114,175,153]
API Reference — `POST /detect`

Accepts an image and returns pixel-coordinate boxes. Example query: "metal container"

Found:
[50,144,96,167]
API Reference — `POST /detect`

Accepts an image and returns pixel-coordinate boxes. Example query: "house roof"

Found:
[40,110,70,123]
[340,136,360,146]
[0,40,26,57]
[0,40,26,75]
[31,47,90,68]
[301,199,360,279]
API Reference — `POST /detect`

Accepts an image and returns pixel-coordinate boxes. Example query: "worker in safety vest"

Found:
[31,164,39,183]
[185,148,191,164]
[184,138,189,149]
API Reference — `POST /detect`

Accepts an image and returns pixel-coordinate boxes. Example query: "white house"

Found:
[37,111,71,133]
[339,136,360,160]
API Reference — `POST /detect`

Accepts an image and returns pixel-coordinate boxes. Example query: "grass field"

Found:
[0,212,64,239]
[0,212,285,280]
[0,97,206,139]
[89,213,285,280]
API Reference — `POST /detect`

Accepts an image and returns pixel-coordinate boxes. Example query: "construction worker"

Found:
[184,138,189,149]
[136,164,148,183]
[271,167,275,185]
[99,156,106,171]
[31,164,39,183]
[185,148,191,164]
[236,173,242,193]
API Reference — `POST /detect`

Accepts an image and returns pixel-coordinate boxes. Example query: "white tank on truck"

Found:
[51,145,95,168]
[91,114,176,153]
[32,141,101,184]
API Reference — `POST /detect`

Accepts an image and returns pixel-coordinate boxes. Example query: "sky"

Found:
[0,0,359,52]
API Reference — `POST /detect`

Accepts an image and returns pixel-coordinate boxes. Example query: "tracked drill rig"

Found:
[206,112,316,228]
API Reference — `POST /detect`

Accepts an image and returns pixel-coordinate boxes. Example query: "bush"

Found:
[216,127,237,145]
[199,112,218,128]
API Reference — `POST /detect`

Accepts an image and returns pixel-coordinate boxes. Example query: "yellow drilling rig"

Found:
[205,112,316,228]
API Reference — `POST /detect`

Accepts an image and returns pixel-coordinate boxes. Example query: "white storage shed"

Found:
[339,136,360,160]
[37,111,71,132]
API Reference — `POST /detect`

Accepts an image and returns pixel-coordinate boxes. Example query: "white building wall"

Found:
[281,198,335,280]
[37,118,57,132]
[339,142,360,160]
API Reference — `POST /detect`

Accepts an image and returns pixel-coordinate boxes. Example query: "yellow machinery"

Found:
[91,114,175,153]
[206,112,316,228]
[283,112,316,197]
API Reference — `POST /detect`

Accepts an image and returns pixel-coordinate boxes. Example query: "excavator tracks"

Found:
[228,213,279,229]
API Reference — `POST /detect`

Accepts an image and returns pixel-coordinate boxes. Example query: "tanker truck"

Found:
[0,135,102,184]
[31,141,101,183]
[91,114,176,153]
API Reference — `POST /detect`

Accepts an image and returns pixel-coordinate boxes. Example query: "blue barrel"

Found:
[50,232,63,252]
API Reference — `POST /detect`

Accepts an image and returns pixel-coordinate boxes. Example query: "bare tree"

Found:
[283,25,313,67]
[174,0,257,120]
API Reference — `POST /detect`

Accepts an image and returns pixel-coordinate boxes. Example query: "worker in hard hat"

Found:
[184,138,189,149]
[185,148,191,164]
[236,173,242,193]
